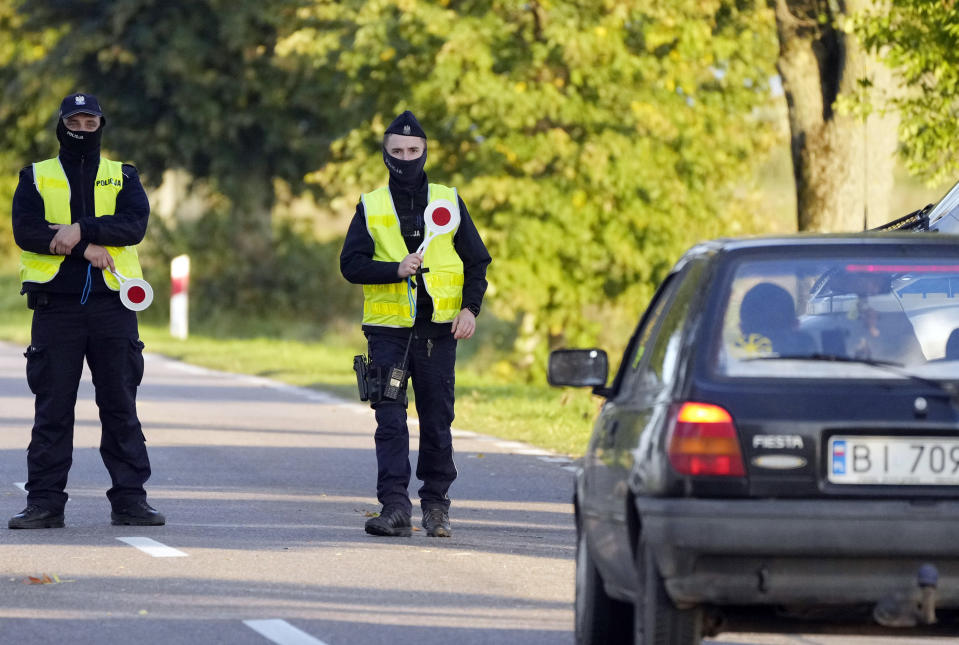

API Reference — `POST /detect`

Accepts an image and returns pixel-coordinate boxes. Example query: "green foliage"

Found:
[855,0,959,185]
[1,0,784,380]
[0,0,66,165]
[6,0,357,238]
[294,0,781,371]
[0,0,69,261]
[0,267,31,345]
[0,179,15,264]
[2,0,363,332]
[138,211,362,338]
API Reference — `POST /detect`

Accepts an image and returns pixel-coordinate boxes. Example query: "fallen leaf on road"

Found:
[22,573,71,585]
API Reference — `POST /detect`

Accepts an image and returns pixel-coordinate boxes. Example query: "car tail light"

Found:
[667,402,745,477]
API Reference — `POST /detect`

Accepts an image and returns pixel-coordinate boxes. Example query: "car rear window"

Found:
[713,254,959,379]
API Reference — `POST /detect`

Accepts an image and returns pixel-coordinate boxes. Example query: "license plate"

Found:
[828,436,959,485]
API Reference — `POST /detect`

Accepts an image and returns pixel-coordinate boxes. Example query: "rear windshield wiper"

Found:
[745,353,903,367]
[745,353,959,403]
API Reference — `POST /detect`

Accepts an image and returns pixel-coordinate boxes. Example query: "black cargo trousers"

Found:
[23,291,151,512]
[366,331,458,516]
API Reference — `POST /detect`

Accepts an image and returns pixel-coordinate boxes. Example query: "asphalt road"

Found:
[0,340,576,645]
[0,340,954,645]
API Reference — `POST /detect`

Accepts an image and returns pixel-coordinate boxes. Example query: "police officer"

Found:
[9,93,164,529]
[340,111,491,537]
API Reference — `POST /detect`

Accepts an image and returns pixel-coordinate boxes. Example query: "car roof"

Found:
[684,232,959,257]
[669,233,959,277]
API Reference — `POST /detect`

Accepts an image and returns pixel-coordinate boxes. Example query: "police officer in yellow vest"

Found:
[9,93,164,529]
[340,111,490,537]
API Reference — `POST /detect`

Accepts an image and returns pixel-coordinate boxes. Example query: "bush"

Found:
[139,210,362,340]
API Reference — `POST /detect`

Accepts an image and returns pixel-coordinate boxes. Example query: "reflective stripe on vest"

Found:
[20,157,143,291]
[360,184,464,327]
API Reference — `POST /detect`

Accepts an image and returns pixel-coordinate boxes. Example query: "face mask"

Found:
[57,119,103,156]
[383,145,427,188]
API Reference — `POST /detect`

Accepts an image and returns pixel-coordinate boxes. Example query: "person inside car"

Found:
[738,282,816,357]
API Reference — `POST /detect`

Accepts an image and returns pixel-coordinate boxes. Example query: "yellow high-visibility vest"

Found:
[20,157,143,291]
[361,184,464,327]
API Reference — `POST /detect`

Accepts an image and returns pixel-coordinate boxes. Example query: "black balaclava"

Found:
[56,92,105,157]
[56,119,103,156]
[383,110,427,188]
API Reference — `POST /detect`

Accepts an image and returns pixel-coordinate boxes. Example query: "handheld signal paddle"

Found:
[110,269,154,311]
[416,199,460,256]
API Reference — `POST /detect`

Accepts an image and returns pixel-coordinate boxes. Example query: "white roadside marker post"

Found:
[170,254,190,339]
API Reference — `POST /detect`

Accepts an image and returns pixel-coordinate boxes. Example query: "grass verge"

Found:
[0,273,596,457]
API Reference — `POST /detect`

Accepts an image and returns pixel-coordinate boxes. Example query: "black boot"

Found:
[422,507,451,537]
[365,506,412,537]
[8,505,65,529]
[111,500,165,526]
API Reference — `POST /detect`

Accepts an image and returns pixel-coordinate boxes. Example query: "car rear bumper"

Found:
[637,497,959,606]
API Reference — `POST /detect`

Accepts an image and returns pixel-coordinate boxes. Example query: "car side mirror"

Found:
[547,349,609,390]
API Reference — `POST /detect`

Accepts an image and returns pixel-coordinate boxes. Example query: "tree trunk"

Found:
[773,0,899,232]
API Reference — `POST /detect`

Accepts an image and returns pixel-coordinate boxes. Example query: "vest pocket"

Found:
[23,345,48,395]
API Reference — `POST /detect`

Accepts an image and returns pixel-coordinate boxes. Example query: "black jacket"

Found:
[12,144,150,295]
[340,173,491,338]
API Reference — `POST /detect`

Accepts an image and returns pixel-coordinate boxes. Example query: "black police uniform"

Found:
[340,118,491,517]
[10,96,152,515]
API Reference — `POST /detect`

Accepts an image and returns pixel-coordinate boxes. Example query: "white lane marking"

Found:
[160,360,209,375]
[562,465,578,472]
[243,619,329,645]
[155,355,344,404]
[538,456,571,463]
[13,482,26,492]
[116,537,187,558]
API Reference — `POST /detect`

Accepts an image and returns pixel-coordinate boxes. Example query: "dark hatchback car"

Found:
[550,235,959,644]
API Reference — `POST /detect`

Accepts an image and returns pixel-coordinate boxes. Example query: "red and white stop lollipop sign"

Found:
[416,199,460,255]
[110,269,154,311]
